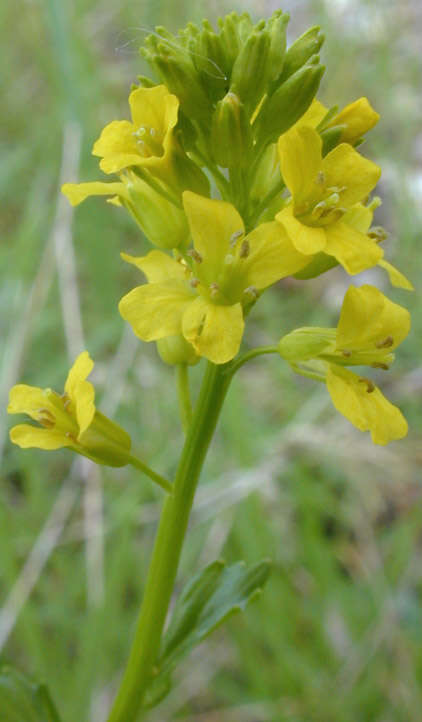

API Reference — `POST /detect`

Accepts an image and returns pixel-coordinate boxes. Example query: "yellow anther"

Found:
[375,335,394,349]
[239,240,250,259]
[230,230,244,247]
[187,249,203,264]
[209,282,220,298]
[358,377,375,393]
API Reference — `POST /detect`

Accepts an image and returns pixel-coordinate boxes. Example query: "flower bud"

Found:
[278,26,324,83]
[126,177,189,250]
[156,335,200,366]
[211,92,252,168]
[267,10,289,83]
[256,61,325,145]
[230,29,272,115]
[250,143,281,201]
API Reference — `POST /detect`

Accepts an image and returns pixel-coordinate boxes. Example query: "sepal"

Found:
[211,92,252,167]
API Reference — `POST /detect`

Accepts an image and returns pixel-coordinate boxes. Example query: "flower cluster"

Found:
[10,11,412,451]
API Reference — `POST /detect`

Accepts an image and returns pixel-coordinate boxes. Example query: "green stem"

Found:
[176,363,193,435]
[107,362,232,722]
[226,345,279,378]
[127,455,173,494]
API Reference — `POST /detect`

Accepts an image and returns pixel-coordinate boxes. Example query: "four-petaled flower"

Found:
[278,285,410,445]
[8,352,131,466]
[92,84,179,181]
[276,125,384,274]
[119,191,309,364]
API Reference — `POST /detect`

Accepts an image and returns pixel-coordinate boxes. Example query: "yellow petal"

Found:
[182,192,244,278]
[342,203,373,234]
[278,126,322,205]
[182,297,244,364]
[276,207,326,255]
[332,97,380,143]
[64,352,95,436]
[129,85,179,139]
[295,99,328,129]
[121,250,186,283]
[10,424,72,450]
[8,384,51,420]
[336,285,410,351]
[244,221,309,287]
[93,120,138,162]
[324,220,382,274]
[321,144,381,207]
[119,282,193,341]
[61,181,128,206]
[378,259,414,291]
[326,365,408,445]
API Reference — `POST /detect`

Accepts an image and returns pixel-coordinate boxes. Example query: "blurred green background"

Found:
[1,0,421,720]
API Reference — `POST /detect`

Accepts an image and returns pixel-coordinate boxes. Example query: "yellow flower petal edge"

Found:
[336,285,411,352]
[326,365,407,445]
[8,352,131,466]
[61,181,129,206]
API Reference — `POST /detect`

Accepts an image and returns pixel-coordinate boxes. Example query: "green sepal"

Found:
[136,75,156,88]
[294,252,339,279]
[276,25,324,85]
[143,559,271,709]
[78,410,131,467]
[0,666,61,722]
[278,327,336,362]
[255,60,325,145]
[321,126,343,155]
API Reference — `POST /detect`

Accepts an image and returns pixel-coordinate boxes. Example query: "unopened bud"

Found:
[278,26,324,83]
[211,92,252,168]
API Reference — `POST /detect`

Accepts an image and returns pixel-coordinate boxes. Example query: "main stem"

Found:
[107,361,231,722]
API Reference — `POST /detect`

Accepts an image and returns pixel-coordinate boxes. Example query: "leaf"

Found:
[144,558,271,708]
[0,667,61,722]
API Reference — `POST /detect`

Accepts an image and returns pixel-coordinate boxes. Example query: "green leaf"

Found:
[0,667,61,722]
[144,558,271,708]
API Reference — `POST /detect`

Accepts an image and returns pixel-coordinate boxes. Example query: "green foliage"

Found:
[144,559,271,707]
[0,667,60,722]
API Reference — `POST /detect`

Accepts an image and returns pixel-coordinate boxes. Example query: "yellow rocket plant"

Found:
[6,10,413,722]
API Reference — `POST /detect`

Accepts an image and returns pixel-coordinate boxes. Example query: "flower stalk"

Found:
[107,361,232,722]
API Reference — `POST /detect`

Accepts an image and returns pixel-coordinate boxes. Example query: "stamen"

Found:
[375,335,393,349]
[209,282,220,298]
[230,230,244,247]
[311,201,326,219]
[239,240,250,259]
[224,254,235,265]
[37,408,55,422]
[39,416,56,429]
[368,226,388,242]
[190,278,200,288]
[243,286,258,300]
[341,349,352,357]
[317,171,325,185]
[187,249,203,264]
[371,362,389,370]
[358,377,375,393]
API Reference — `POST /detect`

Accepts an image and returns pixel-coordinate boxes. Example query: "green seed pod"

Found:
[211,92,252,168]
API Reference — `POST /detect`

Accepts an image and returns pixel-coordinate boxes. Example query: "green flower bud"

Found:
[267,10,289,83]
[157,336,200,366]
[230,29,272,115]
[255,60,325,145]
[278,328,336,362]
[250,143,280,201]
[278,26,324,83]
[217,12,254,71]
[211,92,252,168]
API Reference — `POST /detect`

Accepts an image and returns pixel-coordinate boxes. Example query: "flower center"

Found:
[133,126,164,158]
[37,391,79,437]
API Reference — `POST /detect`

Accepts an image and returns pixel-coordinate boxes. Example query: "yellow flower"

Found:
[278,285,410,445]
[8,352,131,466]
[293,96,379,143]
[62,172,189,250]
[276,125,384,274]
[92,85,179,181]
[119,191,309,364]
